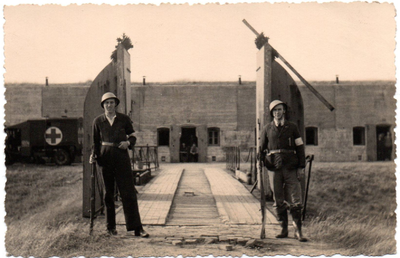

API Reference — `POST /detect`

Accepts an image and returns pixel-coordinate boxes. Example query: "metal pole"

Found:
[237,147,241,170]
[302,155,314,221]
[250,179,258,193]
[155,147,159,168]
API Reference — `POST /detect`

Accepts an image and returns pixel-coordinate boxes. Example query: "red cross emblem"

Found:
[45,127,63,146]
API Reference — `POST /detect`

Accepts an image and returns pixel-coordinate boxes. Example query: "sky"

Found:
[2,1,397,84]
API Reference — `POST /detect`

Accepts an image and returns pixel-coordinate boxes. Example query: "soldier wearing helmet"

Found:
[260,100,307,242]
[90,92,149,238]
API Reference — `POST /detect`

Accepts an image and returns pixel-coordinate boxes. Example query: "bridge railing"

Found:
[131,145,159,172]
[226,146,257,182]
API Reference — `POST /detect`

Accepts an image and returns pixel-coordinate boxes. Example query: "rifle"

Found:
[258,147,267,239]
[89,152,96,235]
[302,155,314,221]
[250,179,258,193]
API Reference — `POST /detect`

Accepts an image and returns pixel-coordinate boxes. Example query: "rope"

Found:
[239,149,252,163]
[225,146,257,173]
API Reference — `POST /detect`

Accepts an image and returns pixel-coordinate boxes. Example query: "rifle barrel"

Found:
[259,157,266,239]
[90,159,96,234]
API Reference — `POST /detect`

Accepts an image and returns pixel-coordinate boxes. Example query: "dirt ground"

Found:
[80,163,353,257]
[84,221,352,257]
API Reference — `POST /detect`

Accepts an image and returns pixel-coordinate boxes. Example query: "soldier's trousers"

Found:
[100,147,143,232]
[268,167,303,216]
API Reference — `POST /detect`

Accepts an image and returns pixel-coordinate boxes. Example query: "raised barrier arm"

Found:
[242,19,335,111]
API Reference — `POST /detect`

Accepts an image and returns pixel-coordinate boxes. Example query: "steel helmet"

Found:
[101,92,120,108]
[269,100,287,114]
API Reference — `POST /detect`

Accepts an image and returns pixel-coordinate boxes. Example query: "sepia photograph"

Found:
[1,0,398,257]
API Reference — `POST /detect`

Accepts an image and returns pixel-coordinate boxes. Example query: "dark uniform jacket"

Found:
[92,112,136,166]
[260,120,306,170]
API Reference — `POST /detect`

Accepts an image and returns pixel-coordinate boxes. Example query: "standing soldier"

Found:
[260,100,307,242]
[190,143,198,162]
[180,143,188,162]
[384,131,393,161]
[377,133,385,161]
[90,92,149,237]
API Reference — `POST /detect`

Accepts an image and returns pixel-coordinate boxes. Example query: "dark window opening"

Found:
[208,127,220,146]
[376,125,392,161]
[353,127,365,145]
[306,127,318,145]
[157,128,170,146]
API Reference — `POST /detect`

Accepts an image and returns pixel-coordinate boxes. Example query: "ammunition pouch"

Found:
[265,153,283,171]
[263,154,275,170]
[264,149,298,171]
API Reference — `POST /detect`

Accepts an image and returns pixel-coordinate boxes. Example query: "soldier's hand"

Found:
[118,141,130,150]
[297,168,305,180]
[89,154,96,164]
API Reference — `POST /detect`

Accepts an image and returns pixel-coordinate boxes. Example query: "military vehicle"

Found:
[5,117,83,165]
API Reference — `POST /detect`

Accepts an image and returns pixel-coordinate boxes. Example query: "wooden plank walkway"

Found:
[166,168,220,225]
[204,167,278,225]
[117,167,183,225]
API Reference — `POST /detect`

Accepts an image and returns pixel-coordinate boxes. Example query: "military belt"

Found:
[268,149,296,155]
[101,142,119,147]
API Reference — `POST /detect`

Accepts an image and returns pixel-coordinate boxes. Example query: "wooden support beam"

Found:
[242,19,335,111]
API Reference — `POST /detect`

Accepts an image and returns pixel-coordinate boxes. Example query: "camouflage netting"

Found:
[255,32,269,50]
[111,33,134,61]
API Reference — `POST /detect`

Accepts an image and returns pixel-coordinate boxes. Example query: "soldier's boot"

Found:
[292,210,308,242]
[276,211,288,238]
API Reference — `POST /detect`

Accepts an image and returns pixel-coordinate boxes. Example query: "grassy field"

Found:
[4,161,396,257]
[304,162,396,256]
[4,163,118,257]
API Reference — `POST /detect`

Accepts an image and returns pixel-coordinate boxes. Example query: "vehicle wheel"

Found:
[54,149,71,165]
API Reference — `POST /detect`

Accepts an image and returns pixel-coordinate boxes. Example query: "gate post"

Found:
[82,42,132,217]
[256,43,273,195]
[255,41,305,196]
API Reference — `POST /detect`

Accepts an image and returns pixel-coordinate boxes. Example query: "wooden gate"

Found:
[256,42,305,195]
[82,43,131,218]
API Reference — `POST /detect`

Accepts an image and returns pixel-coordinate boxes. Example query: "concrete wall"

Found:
[4,81,395,162]
[300,81,395,161]
[131,82,256,162]
[5,84,44,126]
[42,86,89,118]
[301,82,395,129]
[4,83,90,126]
[132,84,242,130]
[237,86,257,131]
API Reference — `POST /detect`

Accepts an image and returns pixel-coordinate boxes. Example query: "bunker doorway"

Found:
[180,127,198,162]
[376,125,393,161]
